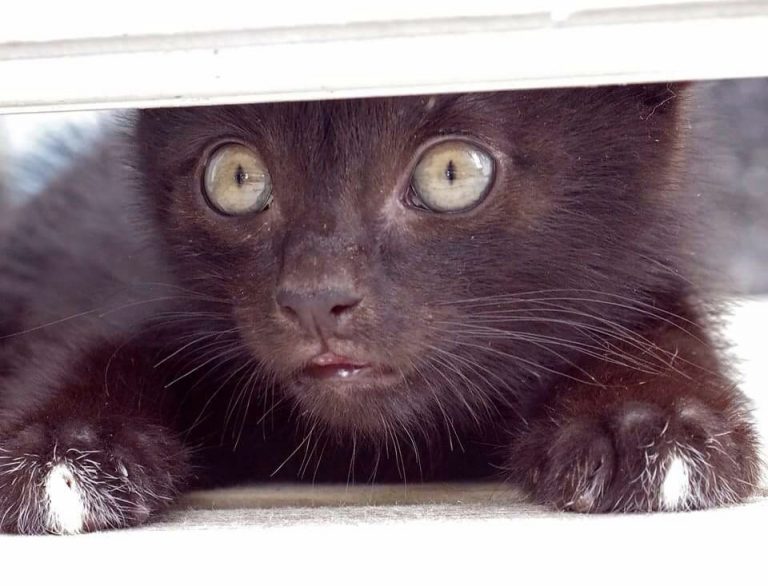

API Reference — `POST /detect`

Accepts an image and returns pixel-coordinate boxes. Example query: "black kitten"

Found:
[0,85,759,534]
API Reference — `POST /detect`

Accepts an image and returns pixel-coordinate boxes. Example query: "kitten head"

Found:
[136,85,690,438]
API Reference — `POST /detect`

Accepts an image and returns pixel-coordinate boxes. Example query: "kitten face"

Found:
[136,86,686,437]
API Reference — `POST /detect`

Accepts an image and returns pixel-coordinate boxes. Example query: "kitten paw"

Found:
[509,397,760,513]
[0,418,188,534]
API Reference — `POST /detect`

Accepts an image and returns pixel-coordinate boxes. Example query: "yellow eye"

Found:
[411,141,495,213]
[203,144,272,215]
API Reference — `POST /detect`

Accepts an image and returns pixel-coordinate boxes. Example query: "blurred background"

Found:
[690,78,768,294]
[0,79,766,294]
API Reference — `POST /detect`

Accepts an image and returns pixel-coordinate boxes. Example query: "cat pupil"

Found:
[445,160,456,184]
[235,165,247,186]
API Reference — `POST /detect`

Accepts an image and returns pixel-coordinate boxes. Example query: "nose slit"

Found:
[276,289,362,337]
[331,299,358,316]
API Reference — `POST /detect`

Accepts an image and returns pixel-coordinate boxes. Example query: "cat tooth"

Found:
[44,462,86,534]
[660,455,691,510]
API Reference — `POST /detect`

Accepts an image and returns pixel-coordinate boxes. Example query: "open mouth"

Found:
[302,352,394,382]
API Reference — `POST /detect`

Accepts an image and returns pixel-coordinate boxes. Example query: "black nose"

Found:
[276,289,362,337]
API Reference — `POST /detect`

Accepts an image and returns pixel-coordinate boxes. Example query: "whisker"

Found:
[154,328,240,368]
[432,321,668,376]
[270,421,318,478]
[448,339,603,387]
[163,343,246,389]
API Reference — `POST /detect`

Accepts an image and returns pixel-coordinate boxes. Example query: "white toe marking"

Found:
[117,462,129,479]
[661,456,691,510]
[44,463,86,534]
